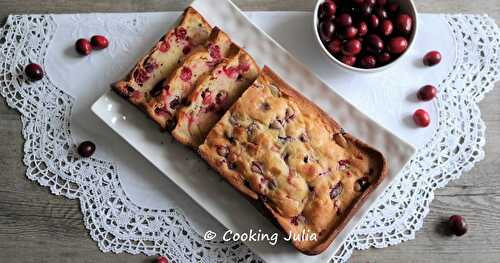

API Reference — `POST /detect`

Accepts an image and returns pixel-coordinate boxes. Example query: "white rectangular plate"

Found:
[92,0,416,262]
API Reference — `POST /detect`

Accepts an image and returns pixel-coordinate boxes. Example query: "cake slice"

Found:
[144,27,236,129]
[172,48,259,147]
[198,66,388,255]
[112,7,211,106]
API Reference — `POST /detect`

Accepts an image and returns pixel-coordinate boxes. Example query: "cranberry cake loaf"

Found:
[112,7,211,106]
[198,67,387,255]
[172,48,259,147]
[145,27,236,129]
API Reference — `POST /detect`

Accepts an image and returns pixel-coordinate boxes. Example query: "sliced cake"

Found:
[144,27,236,129]
[112,7,211,106]
[172,48,259,147]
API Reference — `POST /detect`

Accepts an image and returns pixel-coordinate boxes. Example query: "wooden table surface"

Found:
[0,1,499,262]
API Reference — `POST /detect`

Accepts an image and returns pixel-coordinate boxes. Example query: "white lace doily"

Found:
[1,13,499,263]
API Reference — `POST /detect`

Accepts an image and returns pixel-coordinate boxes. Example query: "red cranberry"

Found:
[319,21,336,42]
[365,0,376,6]
[341,55,357,66]
[368,14,380,29]
[376,0,387,6]
[358,2,373,16]
[413,109,430,127]
[357,21,369,36]
[374,7,388,19]
[336,13,353,27]
[78,141,96,157]
[386,2,399,13]
[423,51,442,66]
[395,14,413,35]
[156,256,169,263]
[360,55,376,68]
[340,26,358,39]
[417,85,438,101]
[448,215,468,236]
[342,39,362,56]
[387,36,408,54]
[75,38,92,56]
[24,63,44,81]
[380,19,393,36]
[365,34,384,54]
[328,39,343,54]
[180,67,192,81]
[90,35,109,50]
[376,52,391,65]
[319,1,337,20]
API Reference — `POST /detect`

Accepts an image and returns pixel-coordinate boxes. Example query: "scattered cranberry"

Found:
[319,21,336,42]
[156,256,169,263]
[24,63,44,81]
[342,39,362,56]
[78,141,96,157]
[423,51,442,66]
[328,39,343,54]
[90,35,109,50]
[395,14,413,35]
[357,21,369,36]
[336,13,353,27]
[366,34,384,54]
[376,52,391,65]
[387,36,408,54]
[380,19,393,36]
[413,109,430,127]
[448,215,468,236]
[417,85,438,101]
[75,38,92,56]
[341,55,357,66]
[340,26,358,39]
[360,55,377,68]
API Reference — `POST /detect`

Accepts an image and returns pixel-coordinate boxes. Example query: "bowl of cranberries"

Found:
[314,0,418,72]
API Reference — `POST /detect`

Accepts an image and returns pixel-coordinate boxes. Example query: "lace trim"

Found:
[0,14,498,263]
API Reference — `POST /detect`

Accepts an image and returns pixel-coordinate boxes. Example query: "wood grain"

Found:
[0,1,499,262]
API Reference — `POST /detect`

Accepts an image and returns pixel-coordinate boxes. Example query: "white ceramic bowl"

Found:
[313,0,418,73]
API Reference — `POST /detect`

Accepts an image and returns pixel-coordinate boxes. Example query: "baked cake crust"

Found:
[144,27,236,129]
[172,47,259,147]
[112,7,211,107]
[198,66,388,255]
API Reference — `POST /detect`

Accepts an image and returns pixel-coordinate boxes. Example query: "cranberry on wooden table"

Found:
[24,63,44,81]
[156,256,169,263]
[423,50,442,66]
[417,85,438,101]
[78,141,96,157]
[413,109,431,127]
[75,38,92,56]
[90,35,109,49]
[448,215,468,236]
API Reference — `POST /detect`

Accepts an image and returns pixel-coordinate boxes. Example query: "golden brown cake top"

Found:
[199,67,387,253]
